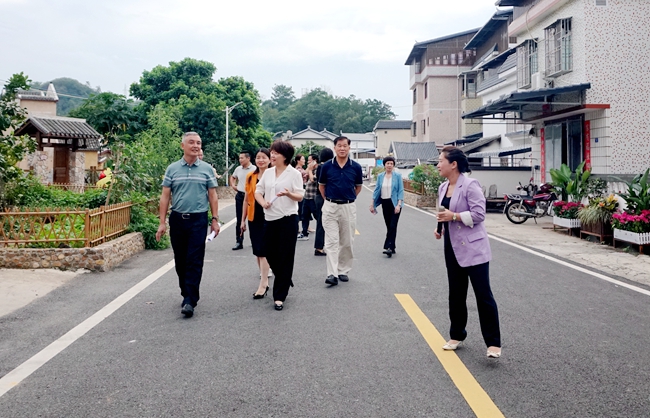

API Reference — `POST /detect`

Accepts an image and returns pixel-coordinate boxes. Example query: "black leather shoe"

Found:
[181,304,194,318]
[325,275,338,286]
[232,242,243,250]
[314,250,326,256]
[274,302,283,311]
[338,274,349,282]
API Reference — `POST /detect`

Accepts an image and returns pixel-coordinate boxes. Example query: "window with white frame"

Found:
[545,18,572,77]
[411,121,417,136]
[421,120,426,134]
[517,40,538,89]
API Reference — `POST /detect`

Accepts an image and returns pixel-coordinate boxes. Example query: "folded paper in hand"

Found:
[205,231,217,243]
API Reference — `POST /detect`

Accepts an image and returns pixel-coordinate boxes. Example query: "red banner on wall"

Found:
[539,128,546,184]
[584,120,591,171]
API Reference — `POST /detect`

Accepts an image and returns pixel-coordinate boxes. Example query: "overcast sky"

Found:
[0,0,500,120]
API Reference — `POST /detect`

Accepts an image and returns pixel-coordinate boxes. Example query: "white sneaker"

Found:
[297,233,309,241]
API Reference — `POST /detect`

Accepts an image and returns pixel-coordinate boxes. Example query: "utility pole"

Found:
[224,101,243,177]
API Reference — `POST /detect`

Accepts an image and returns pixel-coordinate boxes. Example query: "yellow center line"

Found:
[395,294,505,418]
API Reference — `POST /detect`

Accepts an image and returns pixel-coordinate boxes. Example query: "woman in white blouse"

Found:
[370,156,404,257]
[255,141,304,310]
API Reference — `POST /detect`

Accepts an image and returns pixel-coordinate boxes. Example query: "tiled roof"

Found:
[390,141,439,162]
[14,116,103,150]
[374,120,412,130]
[498,53,517,73]
[16,90,58,102]
[30,116,102,139]
[459,135,501,153]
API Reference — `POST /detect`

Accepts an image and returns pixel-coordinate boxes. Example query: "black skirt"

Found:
[248,202,266,257]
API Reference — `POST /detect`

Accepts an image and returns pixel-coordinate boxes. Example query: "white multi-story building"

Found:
[464,0,650,185]
[405,29,479,146]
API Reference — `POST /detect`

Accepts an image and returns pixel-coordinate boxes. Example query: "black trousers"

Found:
[169,211,208,307]
[235,191,245,243]
[313,195,325,250]
[264,215,298,302]
[301,198,318,236]
[380,198,401,251]
[444,241,501,347]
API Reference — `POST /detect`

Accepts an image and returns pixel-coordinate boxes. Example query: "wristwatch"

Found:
[452,213,457,222]
[211,216,219,222]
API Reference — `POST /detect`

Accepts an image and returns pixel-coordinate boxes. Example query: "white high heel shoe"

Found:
[442,340,462,351]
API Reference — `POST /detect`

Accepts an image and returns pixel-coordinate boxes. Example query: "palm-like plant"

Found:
[620,169,650,214]
[550,162,590,202]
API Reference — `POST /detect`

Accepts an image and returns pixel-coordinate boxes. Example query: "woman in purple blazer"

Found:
[434,146,501,359]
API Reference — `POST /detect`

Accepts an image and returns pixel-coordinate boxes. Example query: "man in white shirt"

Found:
[230,151,255,250]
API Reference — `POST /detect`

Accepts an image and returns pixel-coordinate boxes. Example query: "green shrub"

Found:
[411,164,443,196]
[128,203,170,250]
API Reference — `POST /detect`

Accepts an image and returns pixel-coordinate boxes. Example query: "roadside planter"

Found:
[613,229,650,254]
[553,216,581,231]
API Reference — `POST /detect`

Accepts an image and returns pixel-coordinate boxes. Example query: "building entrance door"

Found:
[544,117,583,181]
[53,147,69,184]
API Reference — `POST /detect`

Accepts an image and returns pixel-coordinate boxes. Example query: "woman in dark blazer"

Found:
[370,156,404,257]
[435,146,501,359]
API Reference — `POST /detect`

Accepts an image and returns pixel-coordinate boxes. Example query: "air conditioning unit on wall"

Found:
[531,72,543,90]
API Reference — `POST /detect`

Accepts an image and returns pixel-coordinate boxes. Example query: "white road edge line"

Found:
[0,217,236,399]
[407,202,650,297]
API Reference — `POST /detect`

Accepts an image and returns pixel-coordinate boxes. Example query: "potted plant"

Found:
[578,194,619,241]
[612,169,650,253]
[612,210,650,251]
[552,201,583,230]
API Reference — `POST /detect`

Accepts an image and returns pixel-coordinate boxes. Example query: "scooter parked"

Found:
[504,181,557,224]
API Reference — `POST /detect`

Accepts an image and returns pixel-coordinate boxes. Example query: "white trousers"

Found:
[322,200,356,277]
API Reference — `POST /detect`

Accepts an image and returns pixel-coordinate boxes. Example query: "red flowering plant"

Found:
[552,201,583,219]
[611,210,650,233]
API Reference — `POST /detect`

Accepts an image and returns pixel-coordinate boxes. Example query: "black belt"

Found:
[171,211,206,220]
[236,191,245,195]
[326,198,354,204]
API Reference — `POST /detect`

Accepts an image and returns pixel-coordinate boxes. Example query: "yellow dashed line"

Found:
[395,294,505,418]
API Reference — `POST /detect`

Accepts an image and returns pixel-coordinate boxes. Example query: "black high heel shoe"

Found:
[253,286,269,299]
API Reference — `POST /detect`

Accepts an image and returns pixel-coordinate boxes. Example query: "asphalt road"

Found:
[1,189,650,417]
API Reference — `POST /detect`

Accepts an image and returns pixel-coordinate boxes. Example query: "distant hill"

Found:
[32,78,101,116]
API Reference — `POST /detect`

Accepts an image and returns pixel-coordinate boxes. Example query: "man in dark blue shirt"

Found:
[318,136,363,286]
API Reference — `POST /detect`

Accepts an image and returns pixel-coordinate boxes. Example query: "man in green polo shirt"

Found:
[156,132,220,318]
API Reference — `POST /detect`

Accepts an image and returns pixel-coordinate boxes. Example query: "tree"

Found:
[129,59,269,175]
[130,58,219,110]
[261,88,396,134]
[68,92,145,145]
[295,141,325,158]
[270,84,295,111]
[0,73,37,206]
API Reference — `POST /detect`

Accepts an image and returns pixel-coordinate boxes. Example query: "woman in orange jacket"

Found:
[241,148,272,298]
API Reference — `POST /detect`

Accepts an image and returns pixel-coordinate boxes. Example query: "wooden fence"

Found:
[0,202,132,248]
[403,179,425,195]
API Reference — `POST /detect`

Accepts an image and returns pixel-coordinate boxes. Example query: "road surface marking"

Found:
[0,217,236,399]
[408,204,650,298]
[395,294,505,418]
[355,229,360,235]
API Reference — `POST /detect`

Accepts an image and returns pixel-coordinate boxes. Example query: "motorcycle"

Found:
[504,181,557,224]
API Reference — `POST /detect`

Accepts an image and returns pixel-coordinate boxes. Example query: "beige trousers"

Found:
[322,200,356,277]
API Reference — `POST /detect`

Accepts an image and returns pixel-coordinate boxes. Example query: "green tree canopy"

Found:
[262,87,395,134]
[68,92,145,145]
[129,58,270,174]
[129,58,219,109]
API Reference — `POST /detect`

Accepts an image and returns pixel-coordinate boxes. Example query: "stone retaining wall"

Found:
[404,191,437,208]
[0,232,145,272]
